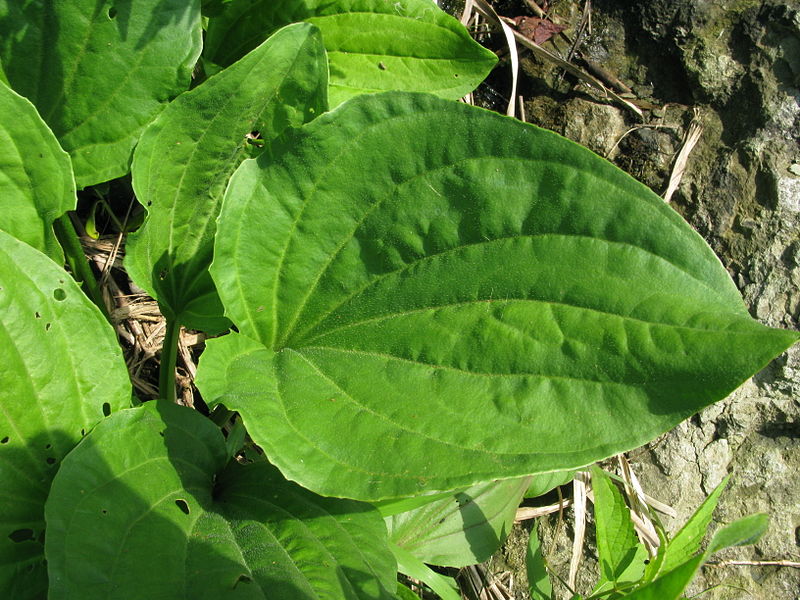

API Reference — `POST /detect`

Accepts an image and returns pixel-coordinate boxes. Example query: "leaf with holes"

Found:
[196,91,798,501]
[125,22,328,333]
[387,477,530,567]
[0,81,75,263]
[44,401,398,600]
[0,230,131,599]
[204,0,497,106]
[0,0,202,187]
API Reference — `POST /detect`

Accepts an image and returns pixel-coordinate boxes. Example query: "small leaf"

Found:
[45,401,397,599]
[197,91,798,502]
[527,526,553,600]
[618,556,704,600]
[0,0,202,187]
[204,0,497,106]
[591,467,645,585]
[707,513,769,555]
[0,231,131,598]
[0,81,75,262]
[525,469,576,499]
[387,477,529,567]
[126,22,328,333]
[660,475,728,574]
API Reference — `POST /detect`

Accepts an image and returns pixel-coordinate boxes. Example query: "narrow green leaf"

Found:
[126,22,327,332]
[660,475,729,574]
[527,526,553,600]
[396,582,422,600]
[0,81,75,263]
[0,231,130,599]
[205,0,497,106]
[387,477,530,567]
[198,92,798,501]
[45,401,398,599]
[390,543,461,600]
[707,513,769,555]
[618,556,703,600]
[591,467,645,585]
[0,0,202,187]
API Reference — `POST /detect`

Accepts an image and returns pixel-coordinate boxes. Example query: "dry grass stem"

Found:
[471,0,519,117]
[663,107,703,202]
[568,471,589,589]
[618,455,660,554]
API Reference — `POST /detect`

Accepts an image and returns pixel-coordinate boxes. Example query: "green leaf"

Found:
[527,526,553,600]
[660,475,729,574]
[390,543,461,600]
[707,513,769,555]
[0,231,131,599]
[197,91,799,501]
[525,469,576,499]
[387,477,529,567]
[45,401,398,599]
[618,556,703,600]
[591,467,645,585]
[0,81,75,263]
[205,0,497,106]
[396,582,422,600]
[0,0,202,187]
[126,22,328,333]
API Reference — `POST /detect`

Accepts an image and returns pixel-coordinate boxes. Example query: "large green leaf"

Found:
[204,0,497,106]
[196,92,798,501]
[387,477,529,567]
[45,401,397,599]
[126,23,328,333]
[0,81,75,263]
[0,231,130,599]
[0,0,202,187]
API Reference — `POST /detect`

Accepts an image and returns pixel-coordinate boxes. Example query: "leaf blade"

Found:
[126,22,328,332]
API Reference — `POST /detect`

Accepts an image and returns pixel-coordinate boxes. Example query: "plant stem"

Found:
[53,213,109,320]
[159,317,181,403]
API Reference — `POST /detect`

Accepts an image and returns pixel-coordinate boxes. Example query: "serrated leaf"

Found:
[45,401,398,599]
[0,0,202,187]
[659,475,729,574]
[707,513,769,555]
[591,467,645,585]
[196,91,799,501]
[126,22,328,333]
[0,231,131,599]
[0,81,75,263]
[387,477,529,567]
[204,0,497,106]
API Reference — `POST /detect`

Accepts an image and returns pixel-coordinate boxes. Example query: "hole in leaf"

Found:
[53,288,66,301]
[80,428,86,437]
[233,574,252,587]
[45,323,51,331]
[0,436,8,444]
[46,457,56,465]
[34,312,41,318]
[175,499,190,515]
[102,402,111,417]
[101,509,108,515]
[45,444,51,449]
[8,529,34,543]
[158,269,167,280]
[108,5,117,18]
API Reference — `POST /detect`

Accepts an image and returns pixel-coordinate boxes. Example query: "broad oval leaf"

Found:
[387,478,530,567]
[0,0,202,187]
[45,401,398,600]
[0,231,130,598]
[0,81,75,263]
[204,0,497,106]
[126,22,328,333]
[197,92,799,501]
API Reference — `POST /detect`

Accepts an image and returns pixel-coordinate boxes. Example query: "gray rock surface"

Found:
[493,1,800,598]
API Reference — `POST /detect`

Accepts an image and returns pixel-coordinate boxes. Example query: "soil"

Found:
[460,1,800,598]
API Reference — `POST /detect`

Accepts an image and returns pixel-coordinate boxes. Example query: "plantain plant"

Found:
[0,1,796,598]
